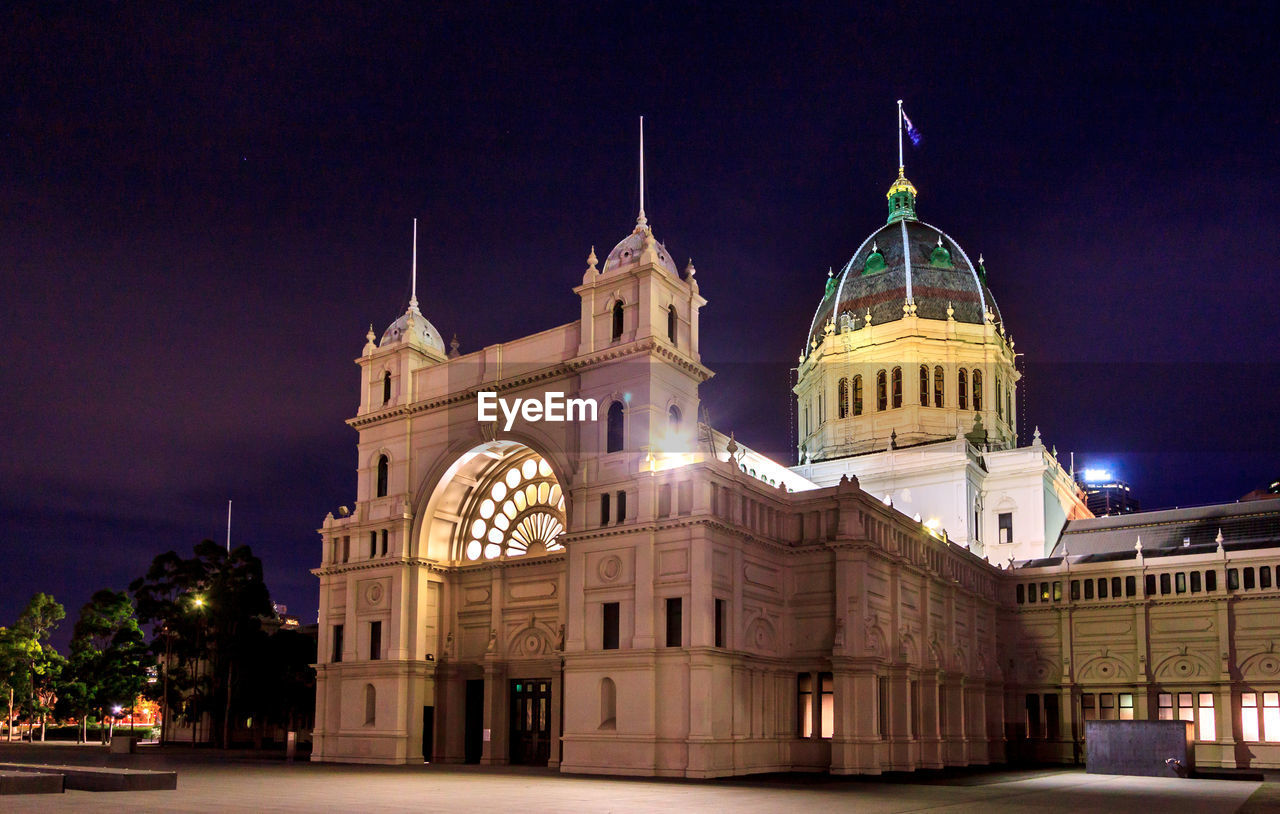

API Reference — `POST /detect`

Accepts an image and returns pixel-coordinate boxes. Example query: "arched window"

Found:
[891,367,903,409]
[1006,387,1013,428]
[876,370,887,411]
[376,454,389,498]
[600,677,617,730]
[606,401,624,452]
[668,404,682,435]
[852,375,863,416]
[837,378,850,419]
[382,371,392,405]
[995,375,1003,418]
[611,300,624,341]
[364,684,376,726]
[958,369,968,410]
[973,370,983,411]
[934,366,945,408]
[667,305,677,344]
[919,365,929,407]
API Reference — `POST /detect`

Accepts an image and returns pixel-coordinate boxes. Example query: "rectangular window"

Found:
[1111,576,1122,598]
[798,673,813,738]
[910,680,920,738]
[1206,570,1218,591]
[1026,694,1042,738]
[1098,578,1108,599]
[1262,566,1272,589]
[1191,571,1202,593]
[998,512,1013,543]
[1070,580,1080,601]
[1178,692,1194,723]
[1146,574,1157,596]
[600,493,610,526]
[380,529,388,556]
[1158,692,1173,720]
[1175,572,1187,594]
[1082,693,1096,721]
[369,620,382,661]
[878,676,889,737]
[332,624,344,663]
[657,482,672,517]
[1100,693,1116,720]
[602,602,620,650]
[616,490,627,523]
[1084,580,1094,600]
[1126,575,1137,597]
[1041,582,1050,602]
[1243,692,1260,742]
[369,531,377,558]
[1053,582,1062,601]
[1160,573,1171,595]
[714,598,726,648]
[1119,693,1134,720]
[1264,692,1280,742]
[1198,693,1216,741]
[1244,567,1256,590]
[1045,692,1060,739]
[1228,568,1239,591]
[665,597,682,647]
[343,535,350,563]
[820,672,834,739]
[1027,583,1036,604]
[1017,584,1025,604]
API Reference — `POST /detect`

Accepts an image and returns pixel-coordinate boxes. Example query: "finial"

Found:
[1032,426,1042,446]
[684,258,696,277]
[636,115,648,230]
[979,252,984,266]
[890,429,898,449]
[449,334,460,357]
[363,324,377,355]
[725,431,738,460]
[937,234,943,246]
[587,245,598,271]
[1135,535,1143,552]
[946,301,955,319]
[1216,528,1224,553]
[827,266,833,278]
[366,324,376,344]
[864,307,873,326]
[409,218,419,312]
[872,240,878,253]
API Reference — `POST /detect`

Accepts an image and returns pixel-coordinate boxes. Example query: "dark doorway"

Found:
[509,678,551,766]
[464,679,484,764]
[422,706,434,762]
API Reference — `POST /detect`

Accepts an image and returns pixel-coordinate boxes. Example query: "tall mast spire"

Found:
[897,99,904,172]
[637,115,648,230]
[409,217,419,311]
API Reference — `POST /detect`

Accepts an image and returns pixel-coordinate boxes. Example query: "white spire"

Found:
[409,217,419,312]
[897,99,904,171]
[637,115,648,229]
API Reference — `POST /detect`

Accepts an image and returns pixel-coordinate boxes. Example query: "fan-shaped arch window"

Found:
[375,454,389,498]
[891,367,902,409]
[852,375,863,416]
[606,401,624,453]
[611,300,624,341]
[382,371,392,405]
[958,369,969,410]
[459,450,565,562]
[667,305,677,344]
[837,378,850,419]
[973,370,983,411]
[934,366,945,408]
[919,365,929,407]
[876,370,887,411]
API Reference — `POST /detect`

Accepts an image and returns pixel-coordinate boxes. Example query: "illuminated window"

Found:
[461,452,566,562]
[852,375,863,415]
[1053,582,1062,601]
[876,370,887,411]
[919,365,929,407]
[892,367,903,408]
[820,673,834,738]
[611,300,624,340]
[667,305,677,344]
[838,378,850,418]
[1119,693,1134,720]
[1157,692,1173,720]
[1041,582,1050,602]
[382,371,392,405]
[934,366,945,408]
[1082,693,1096,721]
[607,401,624,452]
[1100,693,1116,720]
[798,674,813,737]
[972,370,983,410]
[1198,693,1216,741]
[958,368,968,410]
[1264,692,1280,741]
[1244,693,1260,742]
[376,454,389,497]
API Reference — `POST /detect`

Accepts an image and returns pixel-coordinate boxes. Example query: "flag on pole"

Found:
[902,109,922,146]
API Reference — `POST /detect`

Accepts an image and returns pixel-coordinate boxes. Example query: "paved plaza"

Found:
[0,743,1274,813]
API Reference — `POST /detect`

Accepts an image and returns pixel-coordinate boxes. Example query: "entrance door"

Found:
[509,679,551,766]
[464,680,484,764]
[422,706,434,762]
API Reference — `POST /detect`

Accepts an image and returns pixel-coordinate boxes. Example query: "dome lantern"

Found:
[886,167,918,224]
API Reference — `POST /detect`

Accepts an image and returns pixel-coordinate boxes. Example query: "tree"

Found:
[9,594,65,740]
[0,627,32,742]
[67,590,149,743]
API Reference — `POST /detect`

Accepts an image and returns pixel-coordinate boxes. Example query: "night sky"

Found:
[2,2,1276,644]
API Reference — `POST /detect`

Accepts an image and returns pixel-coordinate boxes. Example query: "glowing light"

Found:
[1082,468,1114,483]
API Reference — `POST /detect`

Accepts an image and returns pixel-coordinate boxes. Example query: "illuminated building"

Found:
[1075,469,1140,516]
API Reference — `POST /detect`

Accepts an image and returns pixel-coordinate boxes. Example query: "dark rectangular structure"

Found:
[1084,720,1194,777]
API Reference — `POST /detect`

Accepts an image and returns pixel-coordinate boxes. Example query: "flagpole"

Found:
[897,99,904,171]
[226,500,232,552]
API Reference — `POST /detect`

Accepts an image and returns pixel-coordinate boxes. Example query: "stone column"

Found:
[481,661,507,764]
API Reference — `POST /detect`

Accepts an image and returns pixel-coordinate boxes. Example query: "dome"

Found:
[601,225,680,278]
[381,305,446,354]
[806,181,1001,346]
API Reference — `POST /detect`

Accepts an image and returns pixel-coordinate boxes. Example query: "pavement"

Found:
[0,742,1272,813]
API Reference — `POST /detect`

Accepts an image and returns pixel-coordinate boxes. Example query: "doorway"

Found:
[509,678,551,766]
[464,680,484,764]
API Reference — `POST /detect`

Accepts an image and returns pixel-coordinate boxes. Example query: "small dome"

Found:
[381,305,446,354]
[602,226,680,278]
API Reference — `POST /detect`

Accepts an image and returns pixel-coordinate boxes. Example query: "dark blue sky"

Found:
[2,2,1275,642]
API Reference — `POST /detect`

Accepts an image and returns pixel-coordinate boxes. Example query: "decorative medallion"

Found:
[598,555,622,583]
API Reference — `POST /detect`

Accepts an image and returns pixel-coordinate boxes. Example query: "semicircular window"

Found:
[460,452,565,562]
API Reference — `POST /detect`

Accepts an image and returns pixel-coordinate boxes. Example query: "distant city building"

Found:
[1075,469,1140,516]
[1242,478,1280,502]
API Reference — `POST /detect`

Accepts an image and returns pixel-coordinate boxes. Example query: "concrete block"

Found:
[0,770,64,795]
[1084,720,1194,777]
